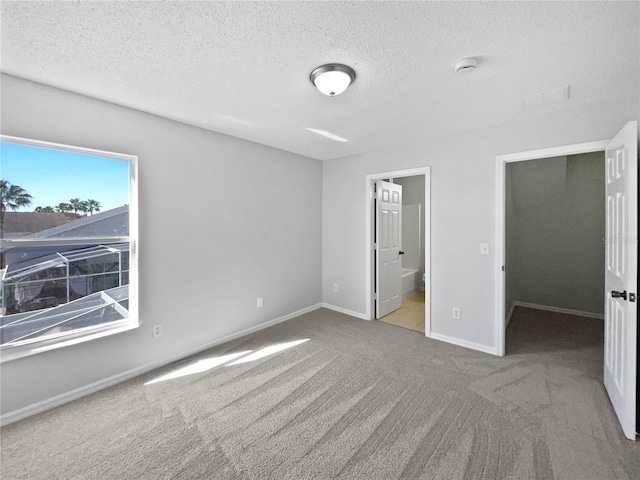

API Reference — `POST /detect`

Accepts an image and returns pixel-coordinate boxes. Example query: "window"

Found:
[0,136,138,359]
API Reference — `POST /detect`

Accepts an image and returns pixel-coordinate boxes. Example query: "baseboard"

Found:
[513,301,604,320]
[321,303,369,320]
[506,303,517,328]
[402,288,417,299]
[0,303,323,426]
[430,332,498,356]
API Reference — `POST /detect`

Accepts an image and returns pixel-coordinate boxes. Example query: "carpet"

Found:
[1,307,639,479]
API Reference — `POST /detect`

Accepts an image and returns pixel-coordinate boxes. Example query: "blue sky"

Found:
[1,141,129,212]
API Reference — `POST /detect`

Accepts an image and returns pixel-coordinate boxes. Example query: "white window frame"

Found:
[0,135,138,363]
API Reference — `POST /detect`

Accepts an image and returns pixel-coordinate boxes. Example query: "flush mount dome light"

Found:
[310,64,356,96]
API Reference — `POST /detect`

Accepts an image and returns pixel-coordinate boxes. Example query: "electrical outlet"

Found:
[152,323,163,338]
[452,308,461,320]
[333,284,339,293]
[257,297,264,308]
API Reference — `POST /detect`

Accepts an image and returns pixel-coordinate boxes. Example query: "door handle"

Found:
[399,251,405,255]
[611,290,627,300]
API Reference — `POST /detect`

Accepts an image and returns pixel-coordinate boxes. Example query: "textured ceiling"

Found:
[1,1,638,160]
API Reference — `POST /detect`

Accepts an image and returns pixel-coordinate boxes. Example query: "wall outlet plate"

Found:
[452,308,461,320]
[257,297,264,308]
[152,323,163,338]
[333,284,339,293]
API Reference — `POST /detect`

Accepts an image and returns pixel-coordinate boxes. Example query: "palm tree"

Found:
[68,198,85,216]
[1,179,33,232]
[85,199,101,216]
[56,202,72,214]
[35,206,55,213]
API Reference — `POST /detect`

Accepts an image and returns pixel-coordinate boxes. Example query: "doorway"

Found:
[495,140,609,354]
[365,167,431,337]
[494,124,638,440]
[505,152,606,328]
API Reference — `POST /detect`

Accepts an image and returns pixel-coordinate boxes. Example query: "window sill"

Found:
[0,320,139,364]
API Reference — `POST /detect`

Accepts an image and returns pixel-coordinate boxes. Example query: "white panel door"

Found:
[604,121,637,440]
[376,180,402,318]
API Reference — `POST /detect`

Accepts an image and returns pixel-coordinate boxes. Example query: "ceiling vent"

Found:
[523,85,571,107]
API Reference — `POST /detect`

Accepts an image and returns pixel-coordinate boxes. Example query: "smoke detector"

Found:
[455,57,478,74]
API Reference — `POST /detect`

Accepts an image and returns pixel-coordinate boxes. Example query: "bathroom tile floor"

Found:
[378,291,425,333]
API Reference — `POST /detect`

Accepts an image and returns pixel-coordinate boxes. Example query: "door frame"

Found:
[494,140,610,356]
[365,167,431,337]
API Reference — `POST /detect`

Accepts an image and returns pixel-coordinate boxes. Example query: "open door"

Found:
[376,180,402,318]
[604,121,638,440]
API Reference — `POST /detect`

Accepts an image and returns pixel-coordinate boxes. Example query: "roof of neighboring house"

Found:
[18,205,129,239]
[0,212,76,238]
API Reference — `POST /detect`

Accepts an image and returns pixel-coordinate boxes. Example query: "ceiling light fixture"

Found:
[455,57,478,74]
[310,64,356,96]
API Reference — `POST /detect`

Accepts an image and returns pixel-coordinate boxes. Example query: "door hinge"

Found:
[374,243,377,250]
[373,293,377,300]
[502,265,505,272]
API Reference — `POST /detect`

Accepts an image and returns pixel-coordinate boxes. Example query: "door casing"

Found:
[365,167,431,337]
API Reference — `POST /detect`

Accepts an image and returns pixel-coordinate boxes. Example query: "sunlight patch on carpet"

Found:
[144,339,310,384]
[145,351,251,385]
[226,339,310,366]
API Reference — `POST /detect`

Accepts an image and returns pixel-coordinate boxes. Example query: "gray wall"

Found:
[322,97,638,351]
[0,74,323,415]
[508,152,606,315]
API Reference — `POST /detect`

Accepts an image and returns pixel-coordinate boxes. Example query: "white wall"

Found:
[0,75,323,416]
[322,98,638,353]
[508,152,605,315]
[394,175,425,285]
[401,204,421,272]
